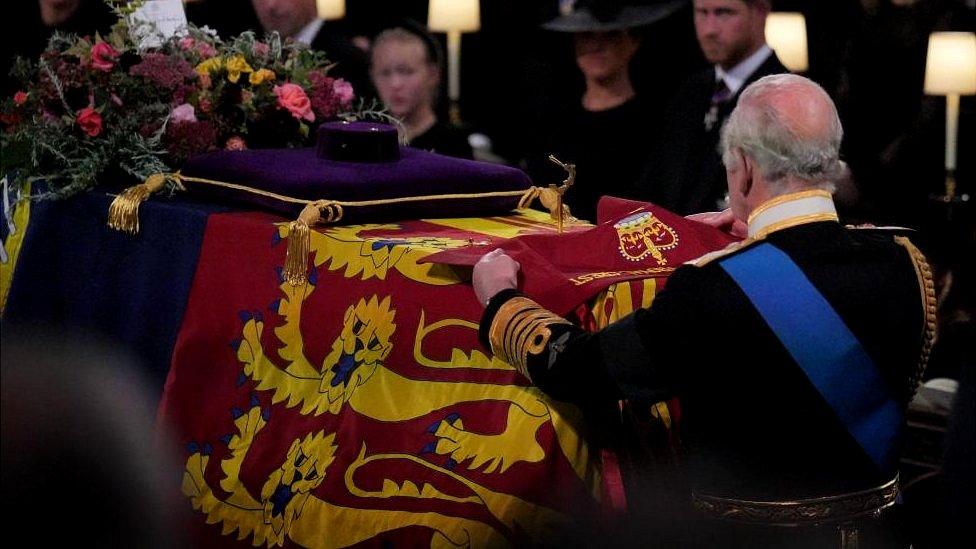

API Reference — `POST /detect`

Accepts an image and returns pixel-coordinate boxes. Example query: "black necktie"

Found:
[704,78,731,132]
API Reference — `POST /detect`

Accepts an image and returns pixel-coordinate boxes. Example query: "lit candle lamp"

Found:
[765,12,808,73]
[428,0,480,121]
[316,0,345,21]
[924,32,976,200]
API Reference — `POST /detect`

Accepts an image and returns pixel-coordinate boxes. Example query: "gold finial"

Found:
[548,154,575,233]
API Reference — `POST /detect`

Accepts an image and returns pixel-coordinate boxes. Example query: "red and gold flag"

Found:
[160,200,732,546]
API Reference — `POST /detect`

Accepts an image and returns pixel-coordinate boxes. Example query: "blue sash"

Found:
[719,243,901,472]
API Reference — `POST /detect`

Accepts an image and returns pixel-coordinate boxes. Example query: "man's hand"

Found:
[473,249,520,307]
[686,208,748,239]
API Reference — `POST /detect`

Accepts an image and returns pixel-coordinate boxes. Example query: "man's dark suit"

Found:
[636,53,788,215]
[309,25,375,102]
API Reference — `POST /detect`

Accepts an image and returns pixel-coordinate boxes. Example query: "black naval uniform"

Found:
[479,191,936,547]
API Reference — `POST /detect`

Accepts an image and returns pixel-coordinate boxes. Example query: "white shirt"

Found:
[294,18,324,46]
[715,44,774,96]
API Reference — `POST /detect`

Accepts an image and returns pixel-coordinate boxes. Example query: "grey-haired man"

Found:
[475,74,932,547]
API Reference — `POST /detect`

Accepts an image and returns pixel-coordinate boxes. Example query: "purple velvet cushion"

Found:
[180,146,533,222]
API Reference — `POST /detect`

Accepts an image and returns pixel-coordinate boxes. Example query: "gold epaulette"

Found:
[687,238,759,267]
[894,236,937,396]
[488,296,572,380]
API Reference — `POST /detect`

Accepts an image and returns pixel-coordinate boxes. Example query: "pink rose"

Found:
[13,91,28,105]
[333,79,354,107]
[170,103,197,123]
[90,42,120,72]
[198,42,217,58]
[273,83,314,122]
[76,107,103,137]
[180,37,218,59]
[252,42,270,58]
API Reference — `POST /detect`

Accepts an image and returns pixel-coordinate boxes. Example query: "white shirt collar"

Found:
[715,44,773,96]
[747,190,839,239]
[294,18,324,46]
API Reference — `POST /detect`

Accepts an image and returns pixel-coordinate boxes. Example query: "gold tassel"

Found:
[283,202,325,287]
[107,173,172,234]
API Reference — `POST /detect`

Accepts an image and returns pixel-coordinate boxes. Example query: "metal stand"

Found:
[839,523,860,549]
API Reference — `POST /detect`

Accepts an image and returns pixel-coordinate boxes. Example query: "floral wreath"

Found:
[0,0,393,200]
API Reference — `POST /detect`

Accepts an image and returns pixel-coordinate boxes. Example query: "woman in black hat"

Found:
[526,0,684,223]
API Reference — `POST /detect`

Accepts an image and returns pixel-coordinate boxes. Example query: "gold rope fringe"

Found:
[895,236,938,397]
[107,174,171,234]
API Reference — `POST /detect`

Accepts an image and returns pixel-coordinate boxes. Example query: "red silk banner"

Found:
[425,197,737,314]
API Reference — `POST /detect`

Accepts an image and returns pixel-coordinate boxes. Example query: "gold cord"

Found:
[108,172,570,234]
[107,172,576,286]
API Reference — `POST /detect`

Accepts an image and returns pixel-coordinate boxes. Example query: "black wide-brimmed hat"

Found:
[543,0,686,32]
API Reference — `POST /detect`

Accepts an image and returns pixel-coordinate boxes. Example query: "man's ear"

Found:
[739,151,756,197]
[727,149,751,198]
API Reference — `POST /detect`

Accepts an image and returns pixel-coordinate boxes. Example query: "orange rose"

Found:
[225,136,247,150]
[273,83,314,122]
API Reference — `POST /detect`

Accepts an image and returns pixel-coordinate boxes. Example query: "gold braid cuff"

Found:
[107,173,581,285]
[693,475,899,527]
[488,296,571,380]
[895,236,937,396]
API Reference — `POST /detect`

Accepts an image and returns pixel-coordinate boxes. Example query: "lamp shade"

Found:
[924,32,976,96]
[428,0,480,32]
[316,0,345,20]
[765,12,808,72]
